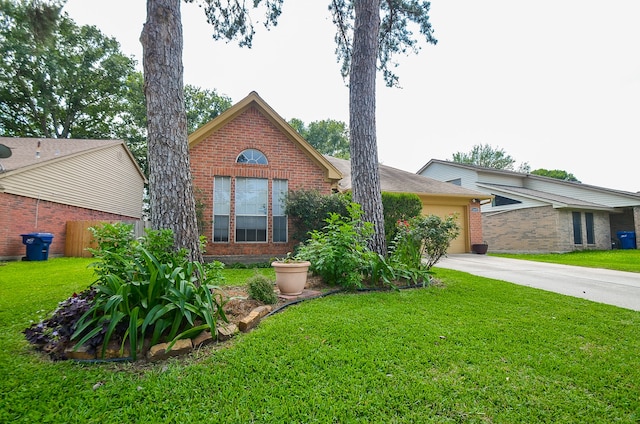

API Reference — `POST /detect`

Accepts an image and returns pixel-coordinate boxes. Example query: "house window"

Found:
[272,179,288,242]
[213,176,231,242]
[492,195,522,207]
[235,177,268,242]
[585,212,595,244]
[236,149,267,165]
[572,212,582,244]
[447,178,462,186]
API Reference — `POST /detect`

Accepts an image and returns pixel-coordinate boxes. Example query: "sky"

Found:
[63,0,640,193]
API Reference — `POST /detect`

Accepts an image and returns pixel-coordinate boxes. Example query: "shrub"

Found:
[247,274,278,305]
[391,214,461,270]
[381,192,423,248]
[284,189,350,242]
[297,202,374,290]
[71,223,228,361]
[286,190,423,252]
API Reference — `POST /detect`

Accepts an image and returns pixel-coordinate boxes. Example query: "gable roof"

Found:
[420,158,640,201]
[327,156,491,199]
[188,91,342,182]
[0,137,146,182]
[478,183,617,211]
[0,137,146,218]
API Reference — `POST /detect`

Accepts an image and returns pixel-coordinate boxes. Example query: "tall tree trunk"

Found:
[140,0,202,262]
[349,0,386,255]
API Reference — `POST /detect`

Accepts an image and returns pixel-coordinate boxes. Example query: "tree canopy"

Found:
[288,118,350,159]
[119,72,232,174]
[0,1,232,179]
[531,168,580,182]
[452,144,579,181]
[0,0,135,139]
[452,143,530,172]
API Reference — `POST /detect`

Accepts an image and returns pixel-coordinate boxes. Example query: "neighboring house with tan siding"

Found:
[0,138,146,260]
[418,159,640,253]
[327,156,491,253]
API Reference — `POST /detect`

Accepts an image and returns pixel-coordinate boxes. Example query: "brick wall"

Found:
[468,201,484,245]
[483,205,612,253]
[0,192,137,260]
[190,106,334,259]
[483,206,563,253]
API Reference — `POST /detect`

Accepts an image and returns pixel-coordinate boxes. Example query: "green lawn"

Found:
[1,258,639,423]
[491,249,640,273]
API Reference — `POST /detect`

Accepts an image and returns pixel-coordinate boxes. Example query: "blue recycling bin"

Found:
[21,232,54,261]
[616,231,636,250]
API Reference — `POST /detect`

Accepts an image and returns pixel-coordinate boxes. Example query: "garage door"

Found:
[421,205,468,253]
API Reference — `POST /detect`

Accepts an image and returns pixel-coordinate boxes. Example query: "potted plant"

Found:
[271,253,311,296]
[472,241,489,254]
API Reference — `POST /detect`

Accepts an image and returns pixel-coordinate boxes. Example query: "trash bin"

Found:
[20,232,54,261]
[616,231,636,250]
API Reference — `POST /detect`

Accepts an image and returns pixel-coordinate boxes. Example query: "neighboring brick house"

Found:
[0,138,146,260]
[188,91,342,262]
[189,92,492,260]
[418,159,640,253]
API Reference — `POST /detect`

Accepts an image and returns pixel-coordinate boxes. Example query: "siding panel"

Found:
[2,145,143,217]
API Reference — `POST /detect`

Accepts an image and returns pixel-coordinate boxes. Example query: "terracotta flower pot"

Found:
[472,243,489,254]
[271,261,311,295]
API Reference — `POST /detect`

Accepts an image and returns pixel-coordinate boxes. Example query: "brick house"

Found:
[189,92,491,261]
[0,138,146,260]
[418,159,640,252]
[189,91,342,262]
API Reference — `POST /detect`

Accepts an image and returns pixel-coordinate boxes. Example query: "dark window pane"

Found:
[213,215,229,242]
[236,149,267,164]
[585,213,595,244]
[236,216,267,242]
[273,216,287,242]
[572,212,582,244]
[493,195,522,206]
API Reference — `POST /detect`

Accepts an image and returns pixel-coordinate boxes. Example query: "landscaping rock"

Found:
[64,344,95,361]
[216,323,238,341]
[99,340,131,359]
[192,330,213,347]
[238,305,273,332]
[146,339,193,362]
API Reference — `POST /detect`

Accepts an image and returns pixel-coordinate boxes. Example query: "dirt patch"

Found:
[219,274,329,325]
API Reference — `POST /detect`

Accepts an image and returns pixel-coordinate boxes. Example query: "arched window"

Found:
[236,149,267,165]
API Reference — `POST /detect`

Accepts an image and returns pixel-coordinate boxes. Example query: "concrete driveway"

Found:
[435,254,640,311]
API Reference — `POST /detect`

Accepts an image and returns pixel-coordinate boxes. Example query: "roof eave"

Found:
[188,91,342,183]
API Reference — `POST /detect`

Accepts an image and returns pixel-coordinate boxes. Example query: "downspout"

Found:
[35,194,40,229]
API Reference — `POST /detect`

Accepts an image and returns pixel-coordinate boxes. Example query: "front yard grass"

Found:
[1,258,639,423]
[492,249,640,273]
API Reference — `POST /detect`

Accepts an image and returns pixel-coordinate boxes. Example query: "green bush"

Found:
[247,274,278,305]
[391,214,461,270]
[284,189,350,242]
[286,189,423,253]
[381,192,423,248]
[297,202,374,290]
[72,223,228,360]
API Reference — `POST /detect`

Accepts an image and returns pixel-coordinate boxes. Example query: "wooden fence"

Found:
[64,220,148,257]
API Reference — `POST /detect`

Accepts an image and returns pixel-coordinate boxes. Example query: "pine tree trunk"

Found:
[349,0,386,255]
[140,0,203,262]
